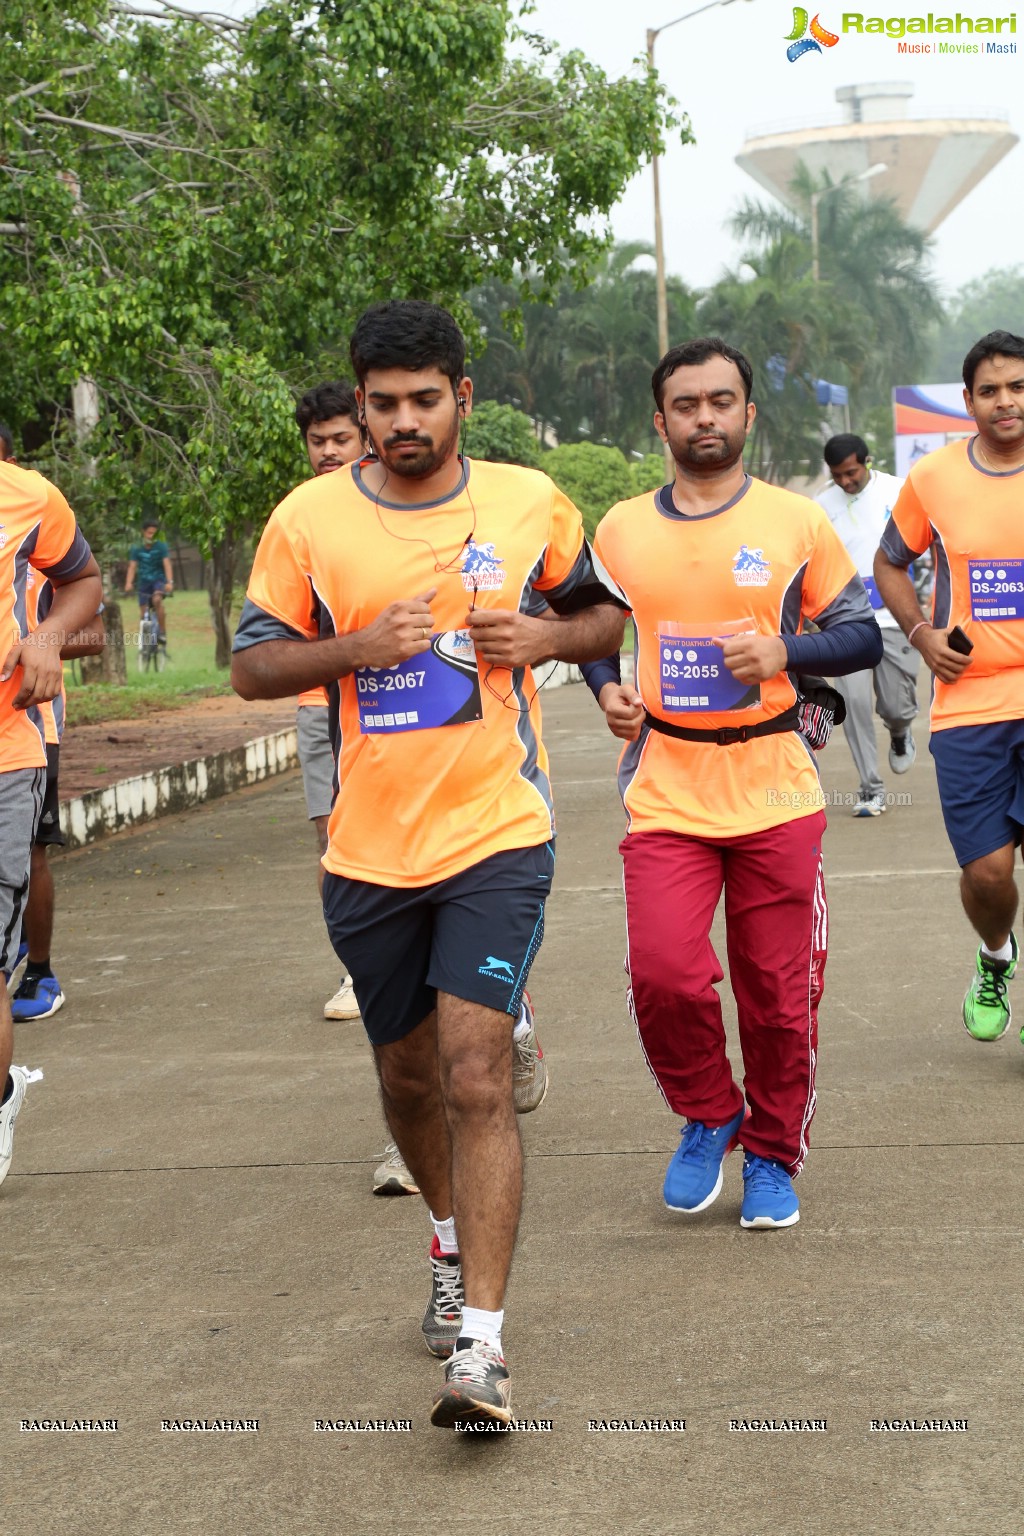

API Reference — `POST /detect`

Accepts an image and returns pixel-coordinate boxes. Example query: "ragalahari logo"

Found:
[785,8,840,60]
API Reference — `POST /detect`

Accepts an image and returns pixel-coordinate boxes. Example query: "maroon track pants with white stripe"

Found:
[622,811,827,1177]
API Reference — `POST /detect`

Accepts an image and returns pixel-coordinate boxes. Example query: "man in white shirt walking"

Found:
[816,434,920,816]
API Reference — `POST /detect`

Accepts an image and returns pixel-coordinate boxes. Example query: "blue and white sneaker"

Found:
[663,1106,745,1212]
[11,973,65,1022]
[740,1154,800,1229]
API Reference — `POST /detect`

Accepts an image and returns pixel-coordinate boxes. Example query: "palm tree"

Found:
[467,244,696,455]
[563,242,695,453]
[730,165,942,412]
[699,231,841,482]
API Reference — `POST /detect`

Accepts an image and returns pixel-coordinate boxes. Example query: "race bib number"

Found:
[357,631,483,734]
[658,634,761,714]
[862,575,885,611]
[969,560,1024,622]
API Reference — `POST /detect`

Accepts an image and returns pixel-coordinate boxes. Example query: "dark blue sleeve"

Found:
[581,652,622,700]
[783,619,883,676]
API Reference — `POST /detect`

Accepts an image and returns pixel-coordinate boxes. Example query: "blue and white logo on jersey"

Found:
[461,540,505,592]
[732,545,772,587]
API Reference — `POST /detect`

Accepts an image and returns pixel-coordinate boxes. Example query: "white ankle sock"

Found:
[430,1212,458,1254]
[459,1306,503,1351]
[982,938,1014,964]
[512,1003,530,1042]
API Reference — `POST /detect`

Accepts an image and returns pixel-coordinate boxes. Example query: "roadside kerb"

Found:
[59,727,299,850]
[57,664,585,849]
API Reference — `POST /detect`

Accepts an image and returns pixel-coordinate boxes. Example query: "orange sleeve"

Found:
[889,474,933,557]
[536,484,585,591]
[246,508,318,639]
[32,478,79,571]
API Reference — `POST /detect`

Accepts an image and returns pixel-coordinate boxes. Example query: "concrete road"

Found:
[2,686,1020,1535]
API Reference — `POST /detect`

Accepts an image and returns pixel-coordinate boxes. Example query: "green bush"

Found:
[542,442,633,537]
[631,453,667,495]
[461,400,540,467]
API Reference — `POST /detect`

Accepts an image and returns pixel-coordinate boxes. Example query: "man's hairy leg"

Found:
[961,843,1018,950]
[374,1009,452,1218]
[437,992,521,1311]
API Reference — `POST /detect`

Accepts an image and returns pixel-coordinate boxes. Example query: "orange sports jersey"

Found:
[296,687,328,708]
[882,437,1024,731]
[593,477,862,839]
[0,463,91,771]
[235,457,619,886]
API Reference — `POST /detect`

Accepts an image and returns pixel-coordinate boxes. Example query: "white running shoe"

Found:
[324,975,360,1020]
[0,1064,29,1189]
[888,730,916,775]
[373,1141,420,1196]
[512,992,548,1113]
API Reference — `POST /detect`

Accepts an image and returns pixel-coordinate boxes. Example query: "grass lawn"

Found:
[65,589,235,726]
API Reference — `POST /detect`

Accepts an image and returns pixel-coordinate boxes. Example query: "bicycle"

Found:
[137,593,170,672]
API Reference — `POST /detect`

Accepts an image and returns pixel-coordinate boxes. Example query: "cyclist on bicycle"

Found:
[125,521,173,644]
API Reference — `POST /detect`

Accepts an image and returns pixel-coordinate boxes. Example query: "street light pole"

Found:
[810,163,887,283]
[648,0,754,361]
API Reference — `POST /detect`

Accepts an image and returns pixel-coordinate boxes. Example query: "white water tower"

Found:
[736,82,1017,230]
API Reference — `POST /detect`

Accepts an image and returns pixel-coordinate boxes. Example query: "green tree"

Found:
[927,266,1024,381]
[729,169,941,415]
[542,442,632,537]
[461,400,539,466]
[700,234,835,482]
[564,242,695,454]
[1,0,680,665]
[631,453,667,494]
[467,246,694,455]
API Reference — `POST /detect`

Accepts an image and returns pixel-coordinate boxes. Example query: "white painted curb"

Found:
[58,667,584,849]
[60,727,298,850]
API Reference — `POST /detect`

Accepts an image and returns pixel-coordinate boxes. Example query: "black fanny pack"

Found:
[643,677,846,751]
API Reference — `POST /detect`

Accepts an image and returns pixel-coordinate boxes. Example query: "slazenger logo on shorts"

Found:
[460,540,505,592]
[478,955,515,983]
[732,545,772,587]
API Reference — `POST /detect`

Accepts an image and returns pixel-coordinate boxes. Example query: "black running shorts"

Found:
[322,841,554,1045]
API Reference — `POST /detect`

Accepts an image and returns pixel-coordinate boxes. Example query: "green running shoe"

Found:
[962,934,1018,1041]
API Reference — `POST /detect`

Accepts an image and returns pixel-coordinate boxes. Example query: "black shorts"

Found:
[322,841,555,1046]
[35,744,65,848]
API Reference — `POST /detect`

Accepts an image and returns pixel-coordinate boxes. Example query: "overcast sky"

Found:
[186,1,1022,300]
[526,0,1022,300]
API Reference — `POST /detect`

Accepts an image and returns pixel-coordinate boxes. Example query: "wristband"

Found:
[907,620,930,646]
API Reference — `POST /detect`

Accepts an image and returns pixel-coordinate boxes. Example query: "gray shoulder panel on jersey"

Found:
[814,575,875,628]
[38,527,92,580]
[231,597,308,653]
[542,541,629,616]
[878,520,924,569]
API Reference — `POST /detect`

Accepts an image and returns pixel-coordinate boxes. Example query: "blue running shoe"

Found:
[740,1154,800,1229]
[663,1106,745,1212]
[11,973,65,1022]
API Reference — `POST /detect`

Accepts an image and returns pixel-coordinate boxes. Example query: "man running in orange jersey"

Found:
[875,330,1024,1046]
[292,378,419,1198]
[0,448,102,1185]
[232,301,626,1429]
[582,337,881,1231]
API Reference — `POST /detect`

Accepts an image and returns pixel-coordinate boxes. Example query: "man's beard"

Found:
[381,413,461,479]
[667,426,746,474]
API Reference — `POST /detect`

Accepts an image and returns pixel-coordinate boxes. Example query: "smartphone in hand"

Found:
[947,625,974,656]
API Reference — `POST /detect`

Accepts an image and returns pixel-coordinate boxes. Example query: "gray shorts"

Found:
[0,767,45,971]
[296,705,335,821]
